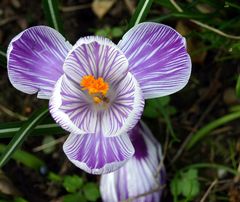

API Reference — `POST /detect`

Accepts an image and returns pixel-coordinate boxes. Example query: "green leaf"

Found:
[148,96,170,108]
[95,28,110,37]
[0,107,49,168]
[63,193,86,202]
[42,0,64,34]
[95,27,124,39]
[0,144,45,170]
[48,172,62,183]
[83,182,100,202]
[181,169,200,198]
[0,200,8,202]
[143,96,170,118]
[14,197,28,202]
[236,75,240,98]
[128,0,153,29]
[143,105,160,118]
[143,96,178,140]
[63,175,84,193]
[111,27,124,38]
[171,163,239,201]
[0,45,7,68]
[170,169,200,199]
[186,110,240,150]
[170,176,182,197]
[154,0,177,10]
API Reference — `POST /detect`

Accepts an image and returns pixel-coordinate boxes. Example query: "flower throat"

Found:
[80,75,109,104]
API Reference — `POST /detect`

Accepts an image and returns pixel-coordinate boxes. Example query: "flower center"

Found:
[80,75,109,104]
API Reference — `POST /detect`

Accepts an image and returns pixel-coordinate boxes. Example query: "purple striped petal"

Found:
[101,72,144,137]
[63,36,129,85]
[100,121,165,202]
[7,26,72,99]
[118,22,191,99]
[63,132,134,174]
[49,76,89,134]
[50,65,144,137]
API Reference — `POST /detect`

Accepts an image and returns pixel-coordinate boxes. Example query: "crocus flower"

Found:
[100,121,165,202]
[7,22,191,174]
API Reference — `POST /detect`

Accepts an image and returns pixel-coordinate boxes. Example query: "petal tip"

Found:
[63,133,135,175]
[7,25,72,99]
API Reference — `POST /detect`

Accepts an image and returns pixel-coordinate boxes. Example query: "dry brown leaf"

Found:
[124,0,135,14]
[92,0,116,19]
[228,174,240,202]
[0,170,21,196]
[229,186,240,202]
[10,0,21,8]
[223,88,238,105]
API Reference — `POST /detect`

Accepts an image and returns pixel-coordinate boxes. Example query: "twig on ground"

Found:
[33,135,67,152]
[60,4,91,12]
[170,95,220,164]
[210,126,232,136]
[200,179,218,202]
[0,103,27,121]
[120,185,166,202]
[0,16,17,26]
[156,128,169,178]
[124,0,135,14]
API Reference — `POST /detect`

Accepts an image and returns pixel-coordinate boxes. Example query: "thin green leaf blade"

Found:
[186,110,240,150]
[236,75,240,98]
[0,120,64,138]
[128,0,154,29]
[0,107,49,168]
[42,0,64,34]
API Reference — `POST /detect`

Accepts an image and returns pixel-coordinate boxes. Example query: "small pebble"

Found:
[11,0,21,8]
[39,166,48,176]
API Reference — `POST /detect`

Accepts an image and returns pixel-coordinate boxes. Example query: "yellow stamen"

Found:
[80,75,109,104]
[93,96,102,104]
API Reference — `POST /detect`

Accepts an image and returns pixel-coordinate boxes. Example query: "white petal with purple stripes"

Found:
[118,22,191,99]
[63,36,129,85]
[100,121,165,202]
[49,76,90,134]
[101,72,144,137]
[63,132,135,174]
[7,26,72,99]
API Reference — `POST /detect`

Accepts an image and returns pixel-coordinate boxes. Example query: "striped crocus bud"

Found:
[100,121,165,202]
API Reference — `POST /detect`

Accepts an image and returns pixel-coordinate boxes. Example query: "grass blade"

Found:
[0,45,7,68]
[186,110,240,150]
[128,0,153,29]
[236,75,240,98]
[42,0,64,34]
[0,121,64,138]
[180,163,239,176]
[0,107,49,168]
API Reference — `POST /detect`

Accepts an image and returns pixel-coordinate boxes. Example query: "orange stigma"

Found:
[80,75,109,104]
